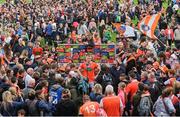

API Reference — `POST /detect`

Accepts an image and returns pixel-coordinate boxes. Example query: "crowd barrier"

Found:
[56,44,116,63]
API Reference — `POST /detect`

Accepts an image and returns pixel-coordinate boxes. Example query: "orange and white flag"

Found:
[112,23,135,37]
[138,13,161,39]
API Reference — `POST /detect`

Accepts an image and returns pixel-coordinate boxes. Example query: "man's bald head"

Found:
[27,68,34,76]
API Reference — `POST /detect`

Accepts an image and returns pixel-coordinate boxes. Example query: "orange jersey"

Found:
[100,95,123,116]
[125,80,139,102]
[79,101,100,117]
[80,62,98,83]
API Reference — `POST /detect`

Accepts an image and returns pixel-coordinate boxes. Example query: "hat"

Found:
[159,65,169,73]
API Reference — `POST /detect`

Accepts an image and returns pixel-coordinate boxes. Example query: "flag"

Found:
[138,13,161,39]
[112,23,135,37]
[133,0,138,5]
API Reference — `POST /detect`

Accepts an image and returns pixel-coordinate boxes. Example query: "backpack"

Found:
[77,77,90,95]
[137,96,153,116]
[26,99,40,116]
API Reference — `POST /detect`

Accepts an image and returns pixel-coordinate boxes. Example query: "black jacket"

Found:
[54,99,78,116]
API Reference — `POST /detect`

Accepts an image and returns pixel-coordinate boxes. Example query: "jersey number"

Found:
[85,105,96,114]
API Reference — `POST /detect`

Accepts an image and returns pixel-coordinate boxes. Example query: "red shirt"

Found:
[171,95,179,105]
[125,79,139,102]
[79,62,98,83]
[32,47,43,55]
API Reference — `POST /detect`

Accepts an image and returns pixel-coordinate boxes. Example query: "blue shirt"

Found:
[49,85,63,105]
[17,27,23,37]
[45,24,53,36]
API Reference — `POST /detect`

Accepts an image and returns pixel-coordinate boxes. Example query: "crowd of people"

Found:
[0,0,180,116]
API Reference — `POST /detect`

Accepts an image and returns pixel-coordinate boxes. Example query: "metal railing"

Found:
[56,44,116,63]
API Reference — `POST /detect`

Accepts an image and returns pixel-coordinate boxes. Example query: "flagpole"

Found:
[156,38,167,48]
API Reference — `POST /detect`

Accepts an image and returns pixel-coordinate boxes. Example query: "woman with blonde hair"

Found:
[90,83,104,103]
[9,87,18,101]
[19,49,29,64]
[0,91,24,116]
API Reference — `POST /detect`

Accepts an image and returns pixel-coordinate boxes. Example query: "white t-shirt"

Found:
[52,23,57,31]
[24,74,33,88]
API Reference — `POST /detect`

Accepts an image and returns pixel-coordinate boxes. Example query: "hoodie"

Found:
[54,99,78,116]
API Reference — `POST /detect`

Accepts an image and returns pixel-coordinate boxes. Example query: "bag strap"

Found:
[34,82,40,90]
[162,98,170,114]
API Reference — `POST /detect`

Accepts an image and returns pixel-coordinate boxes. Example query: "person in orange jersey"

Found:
[79,54,100,86]
[125,71,139,115]
[125,71,139,102]
[100,85,123,116]
[79,95,100,116]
